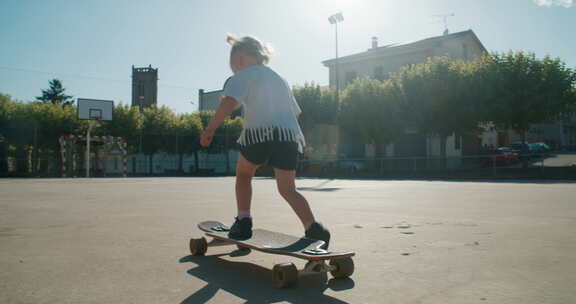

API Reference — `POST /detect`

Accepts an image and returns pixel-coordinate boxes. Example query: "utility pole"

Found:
[329,12,344,102]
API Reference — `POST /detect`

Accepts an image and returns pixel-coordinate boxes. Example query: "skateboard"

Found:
[189,220,355,288]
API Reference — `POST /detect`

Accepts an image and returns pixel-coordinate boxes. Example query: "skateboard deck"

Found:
[190,220,356,288]
[196,220,354,261]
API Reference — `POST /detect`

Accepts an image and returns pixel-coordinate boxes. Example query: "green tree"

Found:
[479,52,576,141]
[2,101,76,174]
[7,102,33,173]
[339,77,403,157]
[36,79,74,106]
[391,57,480,158]
[27,102,79,174]
[170,113,203,173]
[98,104,144,152]
[0,94,17,173]
[293,83,339,153]
[294,83,339,127]
[141,105,178,175]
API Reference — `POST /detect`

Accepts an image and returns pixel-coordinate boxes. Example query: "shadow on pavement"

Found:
[298,179,341,192]
[179,254,354,304]
[393,178,576,184]
[297,187,341,192]
[315,177,576,184]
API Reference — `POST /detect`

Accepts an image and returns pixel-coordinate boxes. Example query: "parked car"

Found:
[510,142,539,160]
[482,147,520,167]
[510,142,530,154]
[528,142,552,156]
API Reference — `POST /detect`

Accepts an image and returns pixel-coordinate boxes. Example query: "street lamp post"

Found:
[328,12,344,102]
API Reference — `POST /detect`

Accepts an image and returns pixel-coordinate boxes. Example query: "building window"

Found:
[345,71,357,85]
[462,44,469,60]
[374,66,384,81]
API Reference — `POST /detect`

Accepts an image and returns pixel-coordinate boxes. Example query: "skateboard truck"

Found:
[302,248,330,255]
[300,260,337,276]
[210,225,230,232]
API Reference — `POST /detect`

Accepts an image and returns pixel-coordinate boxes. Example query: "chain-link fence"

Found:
[0,130,239,177]
[2,149,575,179]
[298,152,576,179]
[0,156,61,177]
[0,152,239,178]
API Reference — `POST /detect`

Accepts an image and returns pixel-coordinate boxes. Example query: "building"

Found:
[321,30,488,160]
[505,113,576,150]
[198,87,242,118]
[532,113,576,149]
[198,88,223,111]
[322,30,487,88]
[131,65,158,109]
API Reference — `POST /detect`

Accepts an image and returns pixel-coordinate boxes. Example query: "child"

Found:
[200,34,330,248]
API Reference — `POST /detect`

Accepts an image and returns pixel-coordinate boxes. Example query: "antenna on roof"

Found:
[432,13,455,35]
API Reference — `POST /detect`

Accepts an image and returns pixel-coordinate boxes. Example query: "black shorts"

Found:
[240,140,299,171]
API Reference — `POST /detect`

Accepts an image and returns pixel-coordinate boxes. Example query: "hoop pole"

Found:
[86,121,96,178]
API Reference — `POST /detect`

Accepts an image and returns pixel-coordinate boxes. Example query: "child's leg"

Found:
[236,154,259,218]
[274,168,315,229]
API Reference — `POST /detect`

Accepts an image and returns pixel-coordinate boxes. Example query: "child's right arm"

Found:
[200,96,239,147]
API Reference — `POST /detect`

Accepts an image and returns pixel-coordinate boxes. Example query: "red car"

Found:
[483,147,520,167]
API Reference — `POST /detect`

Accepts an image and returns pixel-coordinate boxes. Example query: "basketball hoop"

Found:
[77,98,113,178]
[89,109,103,121]
[77,99,113,121]
[88,115,101,127]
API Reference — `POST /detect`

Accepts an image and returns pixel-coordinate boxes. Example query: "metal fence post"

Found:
[492,155,496,178]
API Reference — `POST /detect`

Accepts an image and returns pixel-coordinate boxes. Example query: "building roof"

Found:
[322,30,488,67]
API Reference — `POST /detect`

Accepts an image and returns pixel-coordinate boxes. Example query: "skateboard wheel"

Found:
[329,257,354,278]
[272,263,298,288]
[189,237,208,256]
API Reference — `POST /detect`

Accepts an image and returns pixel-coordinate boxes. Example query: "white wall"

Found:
[425,133,462,168]
[426,133,462,157]
[480,129,498,148]
[446,133,462,157]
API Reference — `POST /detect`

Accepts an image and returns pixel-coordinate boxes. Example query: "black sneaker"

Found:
[228,217,253,240]
[305,222,331,249]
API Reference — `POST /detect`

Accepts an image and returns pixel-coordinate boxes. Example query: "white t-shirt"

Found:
[223,65,306,152]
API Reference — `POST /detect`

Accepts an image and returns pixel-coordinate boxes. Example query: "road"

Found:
[1,177,575,304]
[542,152,576,167]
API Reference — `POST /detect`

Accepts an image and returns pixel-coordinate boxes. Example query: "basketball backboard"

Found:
[77,99,113,121]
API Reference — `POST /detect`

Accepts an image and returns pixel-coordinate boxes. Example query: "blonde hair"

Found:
[227,33,273,64]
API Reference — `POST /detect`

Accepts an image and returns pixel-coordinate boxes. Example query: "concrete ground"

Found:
[1,177,575,304]
[542,153,576,167]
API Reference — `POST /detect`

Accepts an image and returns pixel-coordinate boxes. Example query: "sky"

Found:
[0,0,574,114]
